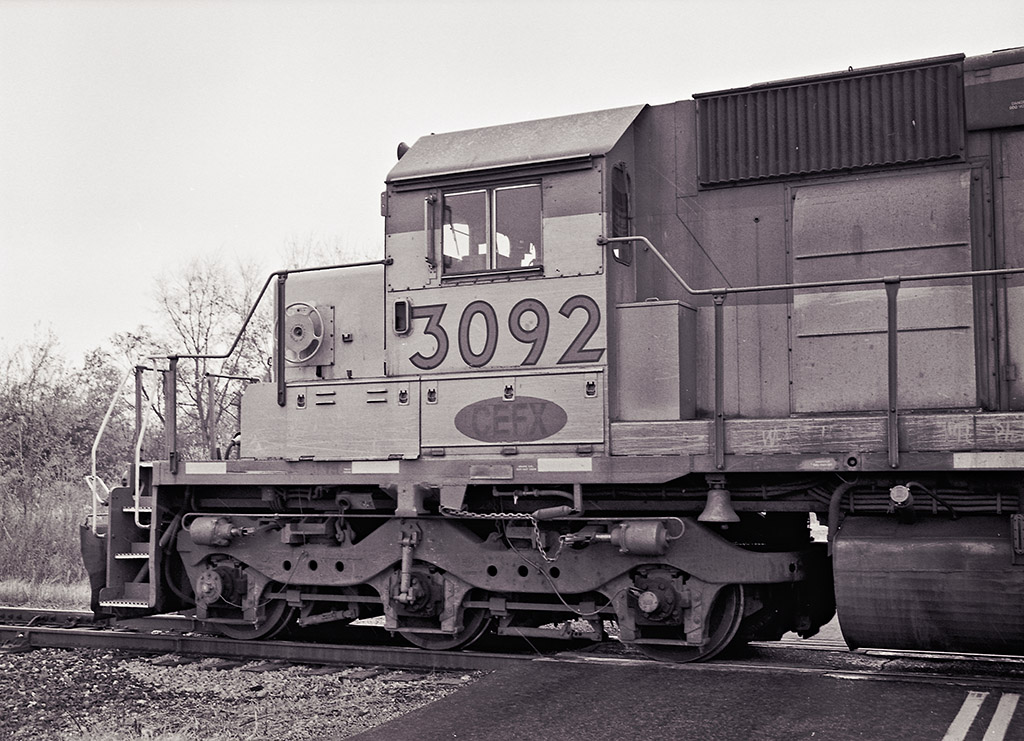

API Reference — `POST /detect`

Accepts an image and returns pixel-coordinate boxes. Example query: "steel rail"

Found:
[0,607,95,627]
[0,624,530,672]
[3,607,1022,679]
[6,621,1022,690]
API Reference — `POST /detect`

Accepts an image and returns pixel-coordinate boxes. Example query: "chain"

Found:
[531,517,565,562]
[439,507,534,520]
[440,507,565,563]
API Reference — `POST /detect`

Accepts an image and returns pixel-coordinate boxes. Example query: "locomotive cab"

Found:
[382,106,643,461]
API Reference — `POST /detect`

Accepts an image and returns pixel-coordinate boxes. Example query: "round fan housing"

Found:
[284,302,324,364]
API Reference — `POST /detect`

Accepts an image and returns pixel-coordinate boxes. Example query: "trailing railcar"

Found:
[88,49,1024,660]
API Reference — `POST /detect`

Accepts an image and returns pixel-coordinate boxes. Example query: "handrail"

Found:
[166,258,393,363]
[424,194,438,268]
[133,369,156,529]
[597,235,1024,295]
[204,371,260,459]
[157,258,392,472]
[600,234,1024,470]
[85,368,134,536]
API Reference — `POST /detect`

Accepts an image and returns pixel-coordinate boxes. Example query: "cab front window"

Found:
[442,184,541,275]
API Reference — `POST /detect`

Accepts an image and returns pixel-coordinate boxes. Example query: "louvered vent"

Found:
[696,56,965,187]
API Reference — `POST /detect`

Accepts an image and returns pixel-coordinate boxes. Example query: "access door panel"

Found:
[790,170,977,413]
[422,369,604,450]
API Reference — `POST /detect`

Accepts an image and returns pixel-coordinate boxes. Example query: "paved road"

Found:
[351,653,1024,741]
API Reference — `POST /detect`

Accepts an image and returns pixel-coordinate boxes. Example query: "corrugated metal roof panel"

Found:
[387,105,646,183]
[696,58,964,186]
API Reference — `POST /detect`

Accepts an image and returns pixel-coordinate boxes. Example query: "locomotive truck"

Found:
[86,49,1024,661]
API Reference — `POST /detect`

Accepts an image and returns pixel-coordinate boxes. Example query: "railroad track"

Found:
[0,608,529,672]
[3,606,1023,686]
[0,606,96,628]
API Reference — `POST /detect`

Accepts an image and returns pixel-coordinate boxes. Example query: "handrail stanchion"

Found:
[133,369,154,529]
[165,357,178,475]
[207,373,217,460]
[276,273,287,407]
[885,277,901,469]
[713,293,727,471]
[133,364,145,483]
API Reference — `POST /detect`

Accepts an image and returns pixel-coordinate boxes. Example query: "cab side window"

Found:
[442,184,542,275]
[611,163,632,265]
[442,190,488,274]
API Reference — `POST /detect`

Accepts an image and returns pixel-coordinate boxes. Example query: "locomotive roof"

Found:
[693,53,966,98]
[387,104,645,184]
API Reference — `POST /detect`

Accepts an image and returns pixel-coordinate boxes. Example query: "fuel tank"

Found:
[833,516,1024,654]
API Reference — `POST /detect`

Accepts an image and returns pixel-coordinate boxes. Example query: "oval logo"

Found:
[454,396,568,443]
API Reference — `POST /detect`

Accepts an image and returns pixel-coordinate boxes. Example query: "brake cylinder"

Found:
[610,520,674,556]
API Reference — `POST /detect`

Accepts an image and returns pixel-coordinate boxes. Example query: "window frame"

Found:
[440,181,543,280]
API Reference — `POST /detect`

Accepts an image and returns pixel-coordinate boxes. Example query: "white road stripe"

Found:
[982,694,1020,741]
[943,691,988,741]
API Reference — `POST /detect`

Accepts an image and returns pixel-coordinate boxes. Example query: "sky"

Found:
[1,0,1020,364]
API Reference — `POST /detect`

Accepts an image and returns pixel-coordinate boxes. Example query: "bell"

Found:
[698,486,740,523]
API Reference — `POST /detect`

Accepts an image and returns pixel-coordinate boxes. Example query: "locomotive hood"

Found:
[386,104,646,184]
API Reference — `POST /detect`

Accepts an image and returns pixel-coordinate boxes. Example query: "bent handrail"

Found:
[597,234,1024,296]
[85,367,134,536]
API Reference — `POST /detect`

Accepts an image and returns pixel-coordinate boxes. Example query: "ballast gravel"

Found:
[0,646,480,740]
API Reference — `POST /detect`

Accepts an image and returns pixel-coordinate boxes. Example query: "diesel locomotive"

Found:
[87,49,1024,661]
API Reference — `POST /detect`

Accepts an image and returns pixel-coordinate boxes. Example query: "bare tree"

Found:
[154,255,272,460]
[150,237,366,462]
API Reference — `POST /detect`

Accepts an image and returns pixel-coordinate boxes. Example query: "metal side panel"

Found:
[241,380,419,460]
[614,300,696,421]
[789,169,977,413]
[422,369,604,449]
[791,285,976,412]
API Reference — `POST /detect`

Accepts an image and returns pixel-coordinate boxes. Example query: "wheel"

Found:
[635,584,745,662]
[215,599,296,640]
[400,609,493,650]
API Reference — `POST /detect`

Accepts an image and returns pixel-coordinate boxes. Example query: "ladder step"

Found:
[114,542,150,558]
[123,495,154,514]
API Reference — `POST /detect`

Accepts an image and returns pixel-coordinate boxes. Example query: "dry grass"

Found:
[0,480,92,609]
[0,578,91,609]
[0,481,89,581]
